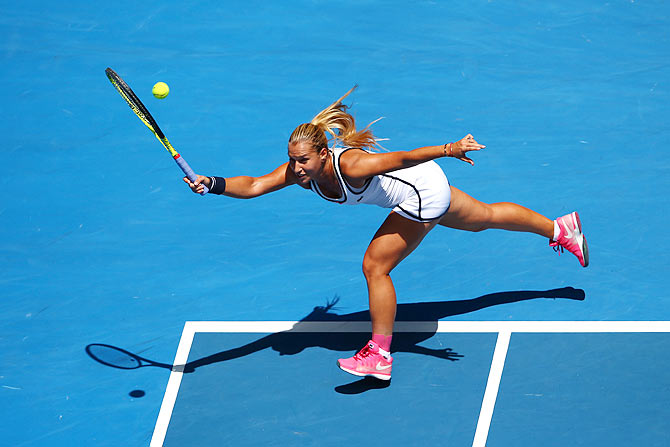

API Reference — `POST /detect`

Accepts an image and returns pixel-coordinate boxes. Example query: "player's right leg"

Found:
[337,212,437,380]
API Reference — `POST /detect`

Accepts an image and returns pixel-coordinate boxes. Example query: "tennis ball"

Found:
[152,82,169,99]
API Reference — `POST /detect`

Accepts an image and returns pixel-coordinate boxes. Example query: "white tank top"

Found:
[309,147,427,209]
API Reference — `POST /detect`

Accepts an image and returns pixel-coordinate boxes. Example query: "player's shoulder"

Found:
[338,147,368,167]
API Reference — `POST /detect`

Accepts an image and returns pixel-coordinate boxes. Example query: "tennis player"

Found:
[184,87,589,380]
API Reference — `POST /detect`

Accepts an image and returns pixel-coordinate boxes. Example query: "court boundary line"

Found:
[150,321,670,447]
[472,330,510,447]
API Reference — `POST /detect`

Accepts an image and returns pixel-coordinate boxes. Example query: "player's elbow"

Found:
[246,179,269,198]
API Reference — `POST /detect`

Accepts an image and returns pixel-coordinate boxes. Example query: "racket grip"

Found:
[175,155,209,195]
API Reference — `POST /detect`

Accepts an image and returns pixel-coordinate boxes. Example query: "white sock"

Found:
[552,220,560,241]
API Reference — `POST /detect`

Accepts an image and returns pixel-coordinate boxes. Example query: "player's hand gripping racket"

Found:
[105,67,208,195]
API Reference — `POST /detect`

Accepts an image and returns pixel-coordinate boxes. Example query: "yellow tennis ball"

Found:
[152,82,169,99]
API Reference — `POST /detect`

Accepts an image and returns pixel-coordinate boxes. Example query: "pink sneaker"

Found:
[337,340,393,380]
[550,212,589,267]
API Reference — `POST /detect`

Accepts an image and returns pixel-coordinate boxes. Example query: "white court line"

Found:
[186,320,670,333]
[150,321,670,447]
[472,331,511,447]
[149,324,196,447]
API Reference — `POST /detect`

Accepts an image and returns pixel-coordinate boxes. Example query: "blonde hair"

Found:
[289,86,381,151]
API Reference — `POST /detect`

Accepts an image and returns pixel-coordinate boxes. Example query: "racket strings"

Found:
[105,68,158,133]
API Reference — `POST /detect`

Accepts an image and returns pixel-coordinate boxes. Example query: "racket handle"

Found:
[175,155,209,195]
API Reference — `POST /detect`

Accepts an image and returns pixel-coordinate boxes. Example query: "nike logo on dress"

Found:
[357,196,363,202]
[376,362,392,371]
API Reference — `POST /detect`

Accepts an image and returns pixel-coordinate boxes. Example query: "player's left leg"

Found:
[438,186,554,236]
[439,186,588,266]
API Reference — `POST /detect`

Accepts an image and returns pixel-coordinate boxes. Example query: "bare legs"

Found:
[362,212,437,336]
[362,186,555,337]
[438,186,554,237]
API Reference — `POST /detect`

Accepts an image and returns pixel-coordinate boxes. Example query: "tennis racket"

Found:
[105,67,209,195]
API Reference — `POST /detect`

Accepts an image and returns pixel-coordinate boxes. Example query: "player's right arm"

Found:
[184,162,299,198]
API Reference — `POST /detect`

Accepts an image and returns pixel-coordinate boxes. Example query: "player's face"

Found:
[288,141,328,185]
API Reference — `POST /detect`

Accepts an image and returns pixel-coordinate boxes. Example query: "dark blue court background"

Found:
[166,332,495,446]
[490,333,670,447]
[1,1,668,445]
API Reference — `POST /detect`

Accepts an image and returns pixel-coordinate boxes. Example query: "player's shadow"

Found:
[86,287,584,394]
[182,286,585,393]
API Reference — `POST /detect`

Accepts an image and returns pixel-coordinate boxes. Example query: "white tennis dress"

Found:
[310,147,451,222]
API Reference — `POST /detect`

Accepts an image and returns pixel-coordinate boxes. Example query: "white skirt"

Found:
[383,160,451,223]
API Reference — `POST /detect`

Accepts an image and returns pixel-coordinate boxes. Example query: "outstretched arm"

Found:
[183,161,298,198]
[340,134,485,181]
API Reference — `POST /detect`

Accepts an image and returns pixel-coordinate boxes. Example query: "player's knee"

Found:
[460,220,488,233]
[469,204,494,232]
[362,255,389,280]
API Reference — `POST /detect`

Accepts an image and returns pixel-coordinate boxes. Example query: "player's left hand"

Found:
[451,134,485,166]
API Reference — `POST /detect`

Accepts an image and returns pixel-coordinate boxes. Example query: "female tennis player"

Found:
[184,87,589,381]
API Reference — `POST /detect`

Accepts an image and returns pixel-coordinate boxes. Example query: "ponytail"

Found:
[289,86,381,151]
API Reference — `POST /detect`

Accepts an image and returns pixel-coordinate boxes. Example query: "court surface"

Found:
[2,1,669,446]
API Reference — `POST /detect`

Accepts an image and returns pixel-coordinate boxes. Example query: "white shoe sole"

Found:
[337,361,391,381]
[571,212,589,267]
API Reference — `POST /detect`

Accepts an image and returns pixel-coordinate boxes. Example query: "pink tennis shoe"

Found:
[550,212,589,267]
[337,340,393,380]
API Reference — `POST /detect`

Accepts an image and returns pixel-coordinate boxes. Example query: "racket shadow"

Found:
[85,343,174,370]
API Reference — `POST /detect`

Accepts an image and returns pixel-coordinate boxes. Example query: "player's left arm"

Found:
[340,134,485,181]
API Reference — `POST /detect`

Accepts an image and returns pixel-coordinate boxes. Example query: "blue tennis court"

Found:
[149,321,670,446]
[2,1,669,446]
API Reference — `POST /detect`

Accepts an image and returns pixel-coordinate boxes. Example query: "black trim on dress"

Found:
[381,174,423,221]
[336,148,373,196]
